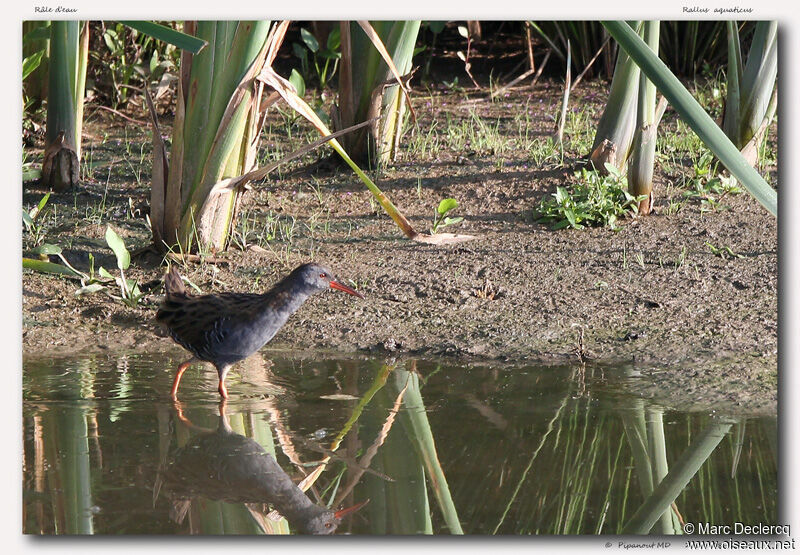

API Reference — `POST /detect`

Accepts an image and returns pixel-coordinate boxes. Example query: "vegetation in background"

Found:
[335,21,421,168]
[722,21,777,168]
[22,20,51,147]
[149,20,273,253]
[626,20,661,214]
[601,20,776,217]
[91,22,178,109]
[291,25,341,93]
[660,21,728,78]
[528,21,613,79]
[536,163,646,230]
[682,150,743,212]
[42,21,89,192]
[588,22,641,173]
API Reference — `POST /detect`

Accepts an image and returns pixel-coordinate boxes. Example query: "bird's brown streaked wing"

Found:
[157,293,266,359]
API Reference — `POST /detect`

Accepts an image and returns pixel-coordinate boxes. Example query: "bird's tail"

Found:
[163,265,188,298]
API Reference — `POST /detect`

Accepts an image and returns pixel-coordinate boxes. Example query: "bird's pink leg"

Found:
[170,359,194,399]
[218,365,231,399]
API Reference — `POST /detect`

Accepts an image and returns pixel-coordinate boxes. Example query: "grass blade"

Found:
[120,21,207,54]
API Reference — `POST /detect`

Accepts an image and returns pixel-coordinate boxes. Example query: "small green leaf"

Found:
[565,209,577,227]
[318,48,341,61]
[22,50,45,80]
[149,52,159,74]
[37,192,51,213]
[127,280,142,296]
[292,42,307,61]
[443,216,463,226]
[105,226,130,270]
[603,163,622,178]
[23,167,42,182]
[428,21,446,34]
[300,28,319,53]
[99,267,115,279]
[289,69,305,97]
[326,26,341,50]
[437,198,459,215]
[23,258,82,278]
[32,244,62,256]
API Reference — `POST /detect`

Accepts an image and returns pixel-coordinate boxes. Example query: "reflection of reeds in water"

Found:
[22,354,779,536]
[436,365,626,534]
[352,362,463,534]
[623,415,734,534]
[422,362,777,535]
[682,416,777,526]
[23,357,99,535]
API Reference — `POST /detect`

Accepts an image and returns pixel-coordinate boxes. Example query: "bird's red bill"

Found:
[334,499,370,519]
[330,280,364,298]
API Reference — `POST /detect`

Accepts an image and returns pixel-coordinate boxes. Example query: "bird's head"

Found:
[301,499,369,534]
[292,263,364,298]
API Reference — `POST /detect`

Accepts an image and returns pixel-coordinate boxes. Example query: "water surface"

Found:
[22,351,777,535]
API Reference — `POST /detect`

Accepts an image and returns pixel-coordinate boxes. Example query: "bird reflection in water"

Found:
[155,401,367,534]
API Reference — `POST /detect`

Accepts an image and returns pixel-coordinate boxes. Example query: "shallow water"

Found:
[22,351,777,535]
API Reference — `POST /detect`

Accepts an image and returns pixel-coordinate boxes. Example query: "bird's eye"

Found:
[325,522,332,528]
[320,273,327,278]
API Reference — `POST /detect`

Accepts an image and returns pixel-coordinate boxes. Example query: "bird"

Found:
[157,402,368,534]
[156,263,364,399]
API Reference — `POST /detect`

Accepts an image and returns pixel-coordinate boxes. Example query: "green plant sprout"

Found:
[292,26,341,91]
[102,225,144,307]
[431,198,464,234]
[683,151,743,212]
[536,163,646,230]
[705,241,744,259]
[22,192,51,247]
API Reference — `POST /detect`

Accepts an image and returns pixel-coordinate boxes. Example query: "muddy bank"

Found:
[22,83,778,415]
